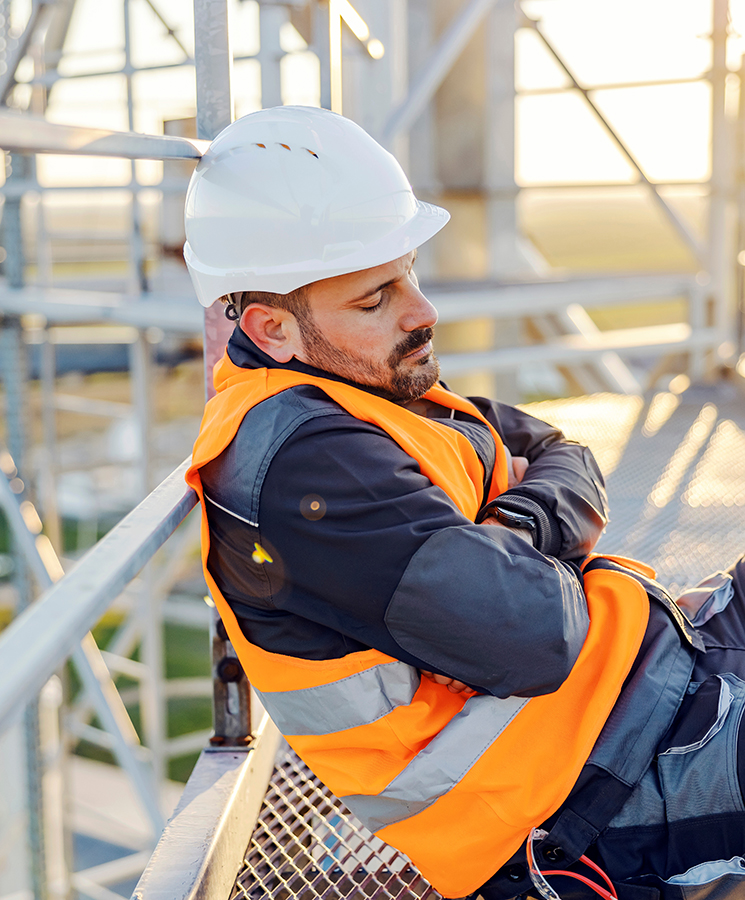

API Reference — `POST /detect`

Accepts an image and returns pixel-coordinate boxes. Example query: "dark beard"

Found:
[386,327,440,401]
[298,314,439,402]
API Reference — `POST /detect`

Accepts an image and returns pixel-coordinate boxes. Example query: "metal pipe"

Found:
[0,112,210,159]
[0,452,166,831]
[0,178,192,197]
[708,0,733,357]
[129,333,154,500]
[142,0,191,58]
[0,285,204,330]
[131,714,282,900]
[0,311,50,899]
[193,0,252,747]
[193,0,233,142]
[25,52,260,88]
[0,459,197,731]
[518,74,708,97]
[329,0,343,113]
[522,15,705,267]
[124,0,148,293]
[380,0,499,146]
[258,3,285,109]
[314,1,331,110]
[0,0,44,103]
[736,57,745,359]
[436,324,717,376]
[73,637,165,832]
[194,0,235,401]
[39,330,62,554]
[517,180,711,190]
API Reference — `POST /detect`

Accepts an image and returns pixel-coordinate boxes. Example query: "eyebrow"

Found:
[344,250,418,306]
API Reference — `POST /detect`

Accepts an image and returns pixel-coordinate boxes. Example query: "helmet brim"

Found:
[185,199,450,307]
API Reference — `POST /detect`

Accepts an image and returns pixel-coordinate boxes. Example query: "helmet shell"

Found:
[184,106,449,306]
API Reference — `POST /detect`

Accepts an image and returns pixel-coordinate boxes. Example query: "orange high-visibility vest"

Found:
[186,354,650,898]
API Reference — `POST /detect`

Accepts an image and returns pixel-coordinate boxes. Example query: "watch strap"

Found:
[477,492,561,556]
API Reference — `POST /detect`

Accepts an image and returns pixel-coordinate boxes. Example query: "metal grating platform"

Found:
[527,384,745,595]
[233,385,745,900]
[233,750,442,900]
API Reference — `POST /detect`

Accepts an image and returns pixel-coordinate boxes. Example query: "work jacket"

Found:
[186,352,673,898]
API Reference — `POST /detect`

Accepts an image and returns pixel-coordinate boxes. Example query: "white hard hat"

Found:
[183,106,450,306]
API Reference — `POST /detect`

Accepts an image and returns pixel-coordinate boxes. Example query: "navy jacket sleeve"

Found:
[202,393,590,699]
[469,396,609,560]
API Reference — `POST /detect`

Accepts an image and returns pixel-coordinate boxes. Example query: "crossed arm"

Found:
[206,391,607,698]
[422,447,532,694]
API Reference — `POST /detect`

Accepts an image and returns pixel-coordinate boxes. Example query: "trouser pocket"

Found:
[600,674,745,896]
[657,674,745,822]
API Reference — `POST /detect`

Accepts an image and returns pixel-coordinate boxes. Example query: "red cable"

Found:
[579,854,618,897]
[542,870,616,900]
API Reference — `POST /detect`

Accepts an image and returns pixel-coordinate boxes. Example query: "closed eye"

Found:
[360,294,384,312]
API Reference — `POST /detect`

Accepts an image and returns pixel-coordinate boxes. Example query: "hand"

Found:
[504,446,529,489]
[479,511,535,546]
[420,670,469,693]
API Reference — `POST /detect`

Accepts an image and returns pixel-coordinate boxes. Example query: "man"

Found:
[185,106,745,900]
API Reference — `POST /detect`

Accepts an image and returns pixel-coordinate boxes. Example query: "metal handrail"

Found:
[0,110,210,159]
[0,458,197,732]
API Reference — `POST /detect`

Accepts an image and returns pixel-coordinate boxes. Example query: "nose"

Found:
[401,283,438,332]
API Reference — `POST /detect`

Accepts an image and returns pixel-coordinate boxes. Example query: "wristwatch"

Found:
[488,505,538,536]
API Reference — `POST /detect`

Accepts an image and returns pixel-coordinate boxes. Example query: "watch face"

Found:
[494,507,537,531]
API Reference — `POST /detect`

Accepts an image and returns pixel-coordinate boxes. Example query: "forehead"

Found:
[306,252,415,309]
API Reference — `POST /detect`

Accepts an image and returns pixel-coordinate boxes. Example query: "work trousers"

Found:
[477,555,745,900]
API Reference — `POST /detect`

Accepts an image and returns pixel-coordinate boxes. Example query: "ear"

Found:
[239,303,303,363]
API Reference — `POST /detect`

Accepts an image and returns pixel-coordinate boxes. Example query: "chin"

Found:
[389,355,440,402]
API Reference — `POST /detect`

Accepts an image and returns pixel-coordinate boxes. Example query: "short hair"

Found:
[219,286,309,318]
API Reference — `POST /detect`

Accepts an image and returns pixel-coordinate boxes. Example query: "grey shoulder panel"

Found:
[384,525,589,697]
[200,385,350,523]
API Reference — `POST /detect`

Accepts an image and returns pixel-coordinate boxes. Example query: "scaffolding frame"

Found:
[1,1,745,898]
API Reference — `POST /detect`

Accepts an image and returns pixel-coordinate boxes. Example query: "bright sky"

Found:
[8,0,745,188]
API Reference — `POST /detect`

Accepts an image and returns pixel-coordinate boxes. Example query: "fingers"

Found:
[512,456,529,484]
[420,670,469,693]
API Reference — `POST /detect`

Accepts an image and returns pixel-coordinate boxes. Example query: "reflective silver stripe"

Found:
[342,693,530,831]
[255,660,420,736]
[203,492,259,528]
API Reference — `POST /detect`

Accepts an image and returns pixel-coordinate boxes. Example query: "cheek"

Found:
[343,321,391,352]
[313,310,398,360]
[362,331,400,363]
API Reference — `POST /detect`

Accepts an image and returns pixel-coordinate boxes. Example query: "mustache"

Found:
[390,327,434,365]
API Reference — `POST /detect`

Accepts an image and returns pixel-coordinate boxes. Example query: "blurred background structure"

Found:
[1,1,745,898]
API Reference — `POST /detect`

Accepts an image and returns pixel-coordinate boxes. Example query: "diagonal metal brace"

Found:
[380,0,500,146]
[519,10,705,266]
[0,446,166,832]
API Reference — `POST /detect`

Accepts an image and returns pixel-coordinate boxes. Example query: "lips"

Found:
[392,327,434,365]
[403,340,432,360]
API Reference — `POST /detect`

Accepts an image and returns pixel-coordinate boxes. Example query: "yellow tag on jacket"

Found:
[186,355,650,898]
